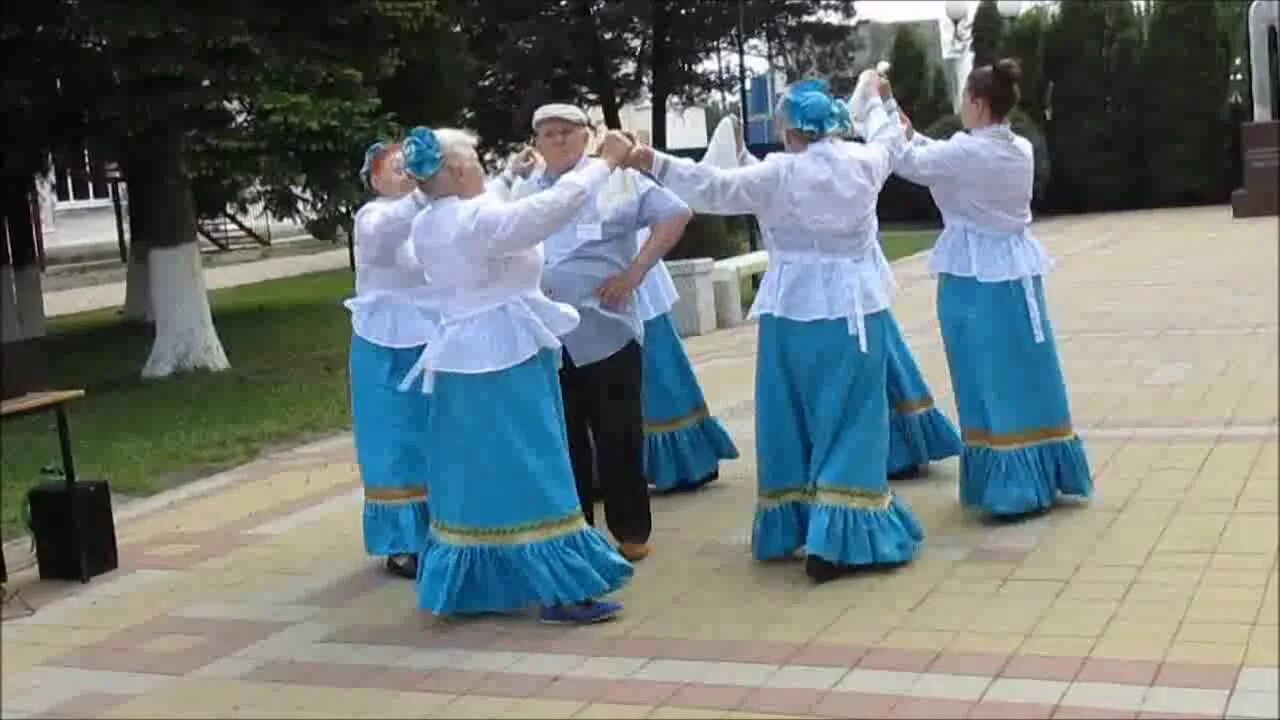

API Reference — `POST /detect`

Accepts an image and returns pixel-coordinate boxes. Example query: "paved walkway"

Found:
[43,248,350,318]
[3,206,1277,719]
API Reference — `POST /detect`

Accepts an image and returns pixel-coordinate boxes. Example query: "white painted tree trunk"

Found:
[123,254,152,322]
[141,242,229,378]
[13,265,46,339]
[0,266,20,343]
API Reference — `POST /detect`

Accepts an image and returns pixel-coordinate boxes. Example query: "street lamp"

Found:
[997,1,1023,19]
[944,0,972,51]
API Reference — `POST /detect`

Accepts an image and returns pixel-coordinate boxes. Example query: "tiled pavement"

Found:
[3,206,1278,719]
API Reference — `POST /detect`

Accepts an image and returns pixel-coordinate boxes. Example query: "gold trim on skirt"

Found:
[644,405,711,435]
[364,488,428,505]
[431,511,588,547]
[892,397,936,416]
[962,425,1078,451]
[757,485,895,512]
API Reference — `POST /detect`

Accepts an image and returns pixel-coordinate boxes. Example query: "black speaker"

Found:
[27,480,118,582]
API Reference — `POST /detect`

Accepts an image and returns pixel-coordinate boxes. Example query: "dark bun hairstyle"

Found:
[967,57,1023,120]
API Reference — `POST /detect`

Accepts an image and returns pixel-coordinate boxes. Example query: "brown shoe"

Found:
[619,543,650,562]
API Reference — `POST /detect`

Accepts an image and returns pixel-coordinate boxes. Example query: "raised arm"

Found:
[646,152,784,217]
[892,130,970,188]
[469,160,612,255]
[857,95,908,188]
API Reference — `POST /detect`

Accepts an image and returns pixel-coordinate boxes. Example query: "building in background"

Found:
[586,102,710,150]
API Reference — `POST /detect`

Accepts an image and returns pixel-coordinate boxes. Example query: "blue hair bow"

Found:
[402,126,444,180]
[359,142,386,187]
[782,78,851,137]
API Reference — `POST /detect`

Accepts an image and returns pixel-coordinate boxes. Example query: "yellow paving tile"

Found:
[879,629,956,651]
[1176,622,1254,646]
[503,699,588,718]
[1246,624,1280,667]
[432,695,519,719]
[1019,635,1097,658]
[1165,641,1248,665]
[574,703,655,719]
[1091,634,1173,661]
[946,632,1027,655]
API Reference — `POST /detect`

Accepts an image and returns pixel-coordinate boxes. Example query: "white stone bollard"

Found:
[711,265,744,329]
[666,258,717,337]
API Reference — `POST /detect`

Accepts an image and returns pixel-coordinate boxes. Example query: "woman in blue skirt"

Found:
[634,229,739,493]
[727,119,962,482]
[402,126,634,623]
[882,304,964,479]
[624,74,924,583]
[892,59,1091,517]
[347,141,439,579]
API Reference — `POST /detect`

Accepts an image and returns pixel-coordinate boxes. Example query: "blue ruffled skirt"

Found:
[752,313,924,567]
[349,334,431,557]
[642,313,739,492]
[937,274,1092,516]
[416,349,633,616]
[883,311,962,476]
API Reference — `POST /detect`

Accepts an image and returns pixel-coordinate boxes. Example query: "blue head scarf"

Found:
[781,79,852,138]
[359,142,386,189]
[401,126,445,180]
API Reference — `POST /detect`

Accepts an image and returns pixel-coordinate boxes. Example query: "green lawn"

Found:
[880,228,939,261]
[1,270,356,540]
[0,227,941,541]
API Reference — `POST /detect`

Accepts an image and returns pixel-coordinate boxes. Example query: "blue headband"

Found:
[402,126,444,180]
[359,142,386,188]
[782,79,851,137]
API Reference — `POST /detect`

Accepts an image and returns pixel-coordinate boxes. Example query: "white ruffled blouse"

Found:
[651,96,907,352]
[344,191,440,349]
[401,161,614,391]
[892,118,1054,341]
[632,228,679,322]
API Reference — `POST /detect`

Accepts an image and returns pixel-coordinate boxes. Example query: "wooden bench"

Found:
[1,389,92,583]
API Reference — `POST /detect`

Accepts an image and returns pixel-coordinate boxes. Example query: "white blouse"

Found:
[632,228,679,322]
[650,96,906,352]
[400,161,614,391]
[344,191,441,349]
[892,122,1053,341]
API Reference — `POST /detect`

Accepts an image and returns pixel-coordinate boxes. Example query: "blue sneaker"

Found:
[538,601,623,625]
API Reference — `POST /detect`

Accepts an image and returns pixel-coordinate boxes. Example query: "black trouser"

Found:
[560,341,652,544]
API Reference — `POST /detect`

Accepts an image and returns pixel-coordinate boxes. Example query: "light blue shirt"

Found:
[534,157,690,366]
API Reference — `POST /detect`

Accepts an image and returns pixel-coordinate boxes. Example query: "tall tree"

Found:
[916,66,954,130]
[771,19,865,96]
[1000,5,1051,123]
[0,1,84,347]
[971,0,1006,69]
[1140,0,1232,206]
[59,0,435,378]
[888,25,930,120]
[1043,0,1144,213]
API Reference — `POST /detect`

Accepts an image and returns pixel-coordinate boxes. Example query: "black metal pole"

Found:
[110,180,127,263]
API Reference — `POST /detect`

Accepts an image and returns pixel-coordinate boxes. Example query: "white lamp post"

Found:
[944,1,974,113]
[997,1,1023,19]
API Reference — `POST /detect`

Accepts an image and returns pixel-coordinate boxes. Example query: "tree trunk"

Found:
[0,204,18,345]
[578,0,623,130]
[650,0,671,150]
[122,168,152,323]
[134,128,229,379]
[4,177,46,340]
